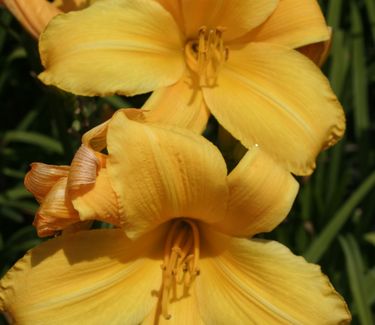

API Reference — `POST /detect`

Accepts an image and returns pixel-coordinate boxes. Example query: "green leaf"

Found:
[3,200,38,215]
[326,0,343,28]
[0,206,24,223]
[6,47,27,63]
[16,107,41,131]
[339,235,373,325]
[364,232,375,246]
[329,30,350,97]
[364,268,375,306]
[364,0,375,42]
[299,180,312,221]
[1,168,26,179]
[304,171,375,263]
[2,185,31,200]
[313,152,327,218]
[3,130,63,154]
[350,0,370,139]
[6,226,39,246]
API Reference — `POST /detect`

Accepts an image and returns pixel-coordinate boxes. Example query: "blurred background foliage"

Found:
[0,0,374,324]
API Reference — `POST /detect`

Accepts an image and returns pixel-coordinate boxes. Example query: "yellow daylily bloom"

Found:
[2,0,95,39]
[1,109,351,324]
[39,0,345,176]
[23,108,294,238]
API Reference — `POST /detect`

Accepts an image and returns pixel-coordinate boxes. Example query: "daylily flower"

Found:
[38,0,345,176]
[1,110,351,324]
[1,0,96,39]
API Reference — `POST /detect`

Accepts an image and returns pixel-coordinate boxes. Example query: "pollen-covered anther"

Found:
[160,219,200,320]
[185,26,229,87]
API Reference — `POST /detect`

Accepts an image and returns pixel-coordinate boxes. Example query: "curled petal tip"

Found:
[24,163,69,203]
[67,145,101,191]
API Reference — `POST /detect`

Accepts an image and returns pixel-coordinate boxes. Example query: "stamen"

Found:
[162,221,181,267]
[184,219,200,274]
[159,219,201,320]
[176,235,193,270]
[185,26,229,87]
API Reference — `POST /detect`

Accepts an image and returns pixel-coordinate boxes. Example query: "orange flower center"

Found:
[185,26,229,87]
[160,219,200,320]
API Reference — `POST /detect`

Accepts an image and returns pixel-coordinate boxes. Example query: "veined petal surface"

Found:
[3,0,61,39]
[24,163,69,203]
[162,0,278,41]
[0,228,165,324]
[106,110,228,239]
[234,0,330,48]
[34,177,80,237]
[67,145,101,190]
[197,227,351,324]
[213,147,298,237]
[39,0,185,96]
[203,42,345,175]
[143,74,210,133]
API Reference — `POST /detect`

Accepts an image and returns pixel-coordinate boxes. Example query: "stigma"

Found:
[185,26,229,87]
[160,219,200,320]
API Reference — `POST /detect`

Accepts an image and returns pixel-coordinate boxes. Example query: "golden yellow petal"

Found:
[3,0,61,38]
[197,227,352,324]
[143,74,210,133]
[179,0,278,41]
[156,0,185,32]
[67,144,101,191]
[63,143,121,226]
[24,163,70,203]
[35,177,79,237]
[235,0,330,48]
[213,146,299,237]
[298,27,333,67]
[203,42,345,175]
[0,228,166,324]
[81,108,146,152]
[82,119,110,151]
[71,168,121,226]
[106,110,228,239]
[39,0,184,96]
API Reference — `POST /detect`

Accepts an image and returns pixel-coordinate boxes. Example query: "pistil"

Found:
[185,26,229,87]
[160,219,200,320]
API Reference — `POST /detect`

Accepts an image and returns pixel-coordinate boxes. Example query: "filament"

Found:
[159,219,201,320]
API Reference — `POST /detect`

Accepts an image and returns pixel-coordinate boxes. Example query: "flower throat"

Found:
[185,26,229,87]
[160,219,200,320]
